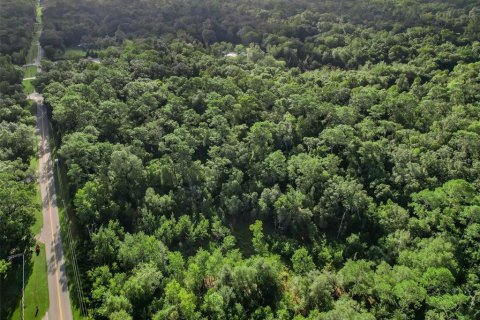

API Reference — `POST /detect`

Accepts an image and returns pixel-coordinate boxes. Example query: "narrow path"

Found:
[30,93,74,320]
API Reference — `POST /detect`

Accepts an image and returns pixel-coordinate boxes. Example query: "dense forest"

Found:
[3,0,480,319]
[0,0,37,63]
[41,0,480,67]
[0,0,37,280]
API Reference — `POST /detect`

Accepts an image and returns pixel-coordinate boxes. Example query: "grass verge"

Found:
[2,157,48,320]
[25,44,38,66]
[10,245,48,320]
[30,157,43,236]
[23,79,35,95]
[25,4,42,65]
[24,66,37,78]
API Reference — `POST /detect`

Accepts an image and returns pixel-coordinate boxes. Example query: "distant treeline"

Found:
[0,0,37,64]
[41,0,480,68]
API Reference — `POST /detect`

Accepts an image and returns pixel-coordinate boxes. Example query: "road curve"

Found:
[34,95,74,320]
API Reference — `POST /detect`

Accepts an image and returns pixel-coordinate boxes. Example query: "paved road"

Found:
[33,93,73,320]
[27,3,74,317]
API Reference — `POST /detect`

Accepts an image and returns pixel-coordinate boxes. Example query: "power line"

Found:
[65,220,88,316]
[55,160,88,317]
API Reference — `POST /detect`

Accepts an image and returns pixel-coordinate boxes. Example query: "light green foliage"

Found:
[154,280,200,320]
[109,310,133,320]
[398,237,458,273]
[28,0,480,318]
[421,267,455,294]
[339,260,375,299]
[91,220,124,264]
[317,297,375,320]
[108,148,146,200]
[394,279,427,311]
[0,122,36,162]
[250,220,269,255]
[118,233,167,270]
[124,263,162,302]
[291,248,315,275]
[0,173,36,259]
[0,259,9,275]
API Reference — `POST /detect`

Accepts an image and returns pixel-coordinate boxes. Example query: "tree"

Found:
[100,295,132,319]
[258,151,287,186]
[96,100,129,141]
[154,280,200,320]
[108,148,146,204]
[0,259,10,276]
[291,248,315,275]
[0,122,36,162]
[74,179,118,226]
[124,263,162,305]
[109,310,133,320]
[250,220,269,255]
[201,291,226,320]
[426,293,468,319]
[398,237,457,273]
[91,220,124,264]
[376,200,409,234]
[32,2,480,317]
[58,131,102,187]
[0,174,35,259]
[339,260,374,299]
[118,233,167,270]
[316,297,375,320]
[274,186,312,236]
[394,279,427,312]
[224,256,283,311]
[51,92,95,133]
[318,175,373,237]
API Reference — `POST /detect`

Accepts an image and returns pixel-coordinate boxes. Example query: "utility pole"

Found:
[54,158,66,208]
[7,253,25,320]
[54,158,88,317]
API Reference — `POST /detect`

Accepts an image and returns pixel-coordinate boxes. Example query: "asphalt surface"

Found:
[27,5,74,318]
[34,96,73,320]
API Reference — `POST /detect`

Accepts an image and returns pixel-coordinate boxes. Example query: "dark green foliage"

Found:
[0,0,36,64]
[33,0,480,318]
[0,3,38,317]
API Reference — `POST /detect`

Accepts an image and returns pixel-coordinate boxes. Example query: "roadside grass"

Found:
[2,157,48,320]
[25,4,42,65]
[30,157,43,236]
[25,43,38,65]
[0,258,32,320]
[47,122,90,320]
[10,244,49,320]
[24,66,37,78]
[36,4,42,23]
[22,79,35,95]
[25,30,39,65]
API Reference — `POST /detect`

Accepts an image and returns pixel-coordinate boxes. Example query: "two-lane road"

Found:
[33,94,73,320]
[27,1,74,318]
